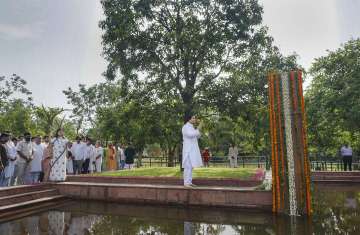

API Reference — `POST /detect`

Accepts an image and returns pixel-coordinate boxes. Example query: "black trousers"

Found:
[343,156,352,171]
[82,159,90,174]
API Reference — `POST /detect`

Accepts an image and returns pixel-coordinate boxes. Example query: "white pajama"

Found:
[95,159,102,173]
[229,157,237,168]
[183,154,193,185]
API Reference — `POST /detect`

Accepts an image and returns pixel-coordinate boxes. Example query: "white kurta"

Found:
[31,144,44,172]
[49,137,68,181]
[66,147,74,174]
[4,141,17,178]
[95,147,103,173]
[228,146,238,168]
[85,145,96,173]
[182,122,203,168]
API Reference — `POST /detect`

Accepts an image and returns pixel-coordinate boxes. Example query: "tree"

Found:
[63,83,114,134]
[0,74,34,135]
[34,105,64,135]
[306,38,360,155]
[0,74,33,111]
[100,0,264,118]
[0,100,35,136]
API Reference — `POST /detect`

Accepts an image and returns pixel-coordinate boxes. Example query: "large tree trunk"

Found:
[181,88,195,121]
[167,144,178,167]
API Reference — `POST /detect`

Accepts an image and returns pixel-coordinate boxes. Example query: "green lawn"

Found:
[97,167,258,179]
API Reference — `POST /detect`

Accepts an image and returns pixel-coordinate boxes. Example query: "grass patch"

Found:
[97,167,258,179]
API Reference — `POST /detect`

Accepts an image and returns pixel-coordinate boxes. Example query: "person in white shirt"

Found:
[66,142,74,174]
[182,114,203,187]
[83,138,93,174]
[116,144,121,170]
[119,144,126,170]
[30,136,44,183]
[70,136,85,175]
[228,143,238,168]
[6,137,18,186]
[340,144,353,171]
[94,141,103,173]
[14,132,34,185]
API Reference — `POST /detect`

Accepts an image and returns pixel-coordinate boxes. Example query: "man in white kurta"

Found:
[85,142,96,173]
[182,115,203,187]
[70,137,85,175]
[94,141,103,173]
[66,143,74,174]
[228,144,238,168]
[4,138,17,186]
[30,136,44,183]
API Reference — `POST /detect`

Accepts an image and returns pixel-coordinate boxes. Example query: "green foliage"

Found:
[306,38,360,155]
[0,74,32,109]
[63,0,300,158]
[0,74,35,135]
[34,105,64,135]
[0,74,77,139]
[100,0,265,117]
[0,100,35,136]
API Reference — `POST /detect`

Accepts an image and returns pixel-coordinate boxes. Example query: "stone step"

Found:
[0,183,53,197]
[66,175,263,187]
[0,196,69,223]
[0,189,59,206]
[311,171,360,182]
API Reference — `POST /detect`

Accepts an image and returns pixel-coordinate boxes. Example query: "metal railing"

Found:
[309,156,360,171]
[135,155,270,168]
[134,155,360,171]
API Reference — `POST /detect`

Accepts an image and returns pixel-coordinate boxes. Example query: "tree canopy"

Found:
[306,38,360,155]
[99,0,267,117]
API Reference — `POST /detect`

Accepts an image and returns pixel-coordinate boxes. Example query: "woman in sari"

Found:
[107,144,117,171]
[49,128,68,181]
[42,143,53,182]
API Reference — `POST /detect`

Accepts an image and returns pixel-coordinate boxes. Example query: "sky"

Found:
[1,0,360,107]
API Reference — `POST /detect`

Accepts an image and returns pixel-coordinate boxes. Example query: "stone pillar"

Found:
[268,70,311,216]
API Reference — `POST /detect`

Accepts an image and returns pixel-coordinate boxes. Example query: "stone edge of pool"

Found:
[54,181,272,211]
[2,171,359,220]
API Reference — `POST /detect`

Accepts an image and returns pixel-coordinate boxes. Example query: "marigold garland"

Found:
[267,70,312,216]
[298,70,312,215]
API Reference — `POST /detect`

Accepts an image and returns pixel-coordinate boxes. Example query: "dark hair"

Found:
[11,137,17,142]
[54,128,63,138]
[24,132,31,136]
[43,135,49,139]
[76,136,81,141]
[184,113,194,124]
[0,133,9,138]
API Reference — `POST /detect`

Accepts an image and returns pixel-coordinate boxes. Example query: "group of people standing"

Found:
[106,143,136,171]
[68,136,104,175]
[0,128,138,187]
[0,129,68,186]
